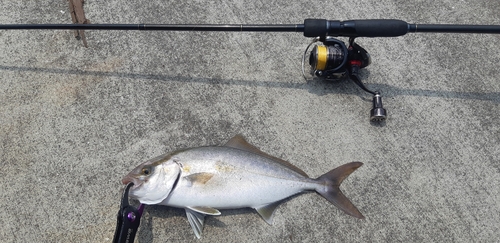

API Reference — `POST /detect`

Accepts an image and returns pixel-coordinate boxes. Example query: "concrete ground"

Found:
[1,1,499,242]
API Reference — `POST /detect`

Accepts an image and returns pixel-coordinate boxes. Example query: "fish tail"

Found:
[315,162,365,219]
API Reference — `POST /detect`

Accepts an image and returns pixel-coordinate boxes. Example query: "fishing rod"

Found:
[2,19,500,122]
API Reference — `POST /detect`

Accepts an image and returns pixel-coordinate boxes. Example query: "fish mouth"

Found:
[122,175,142,189]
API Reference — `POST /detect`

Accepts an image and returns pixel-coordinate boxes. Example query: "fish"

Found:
[122,135,364,238]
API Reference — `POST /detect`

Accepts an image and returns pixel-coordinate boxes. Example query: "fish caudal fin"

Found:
[316,162,365,219]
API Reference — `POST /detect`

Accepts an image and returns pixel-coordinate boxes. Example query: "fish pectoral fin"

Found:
[185,208,206,239]
[186,206,221,216]
[184,172,215,186]
[254,201,282,225]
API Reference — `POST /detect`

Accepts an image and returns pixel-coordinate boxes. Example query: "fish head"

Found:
[122,153,181,204]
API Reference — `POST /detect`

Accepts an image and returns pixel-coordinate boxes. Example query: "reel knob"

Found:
[370,93,387,122]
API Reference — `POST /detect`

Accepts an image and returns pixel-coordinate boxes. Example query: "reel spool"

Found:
[302,37,349,80]
[302,37,386,122]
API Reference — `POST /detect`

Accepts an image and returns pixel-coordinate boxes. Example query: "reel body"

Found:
[303,37,386,122]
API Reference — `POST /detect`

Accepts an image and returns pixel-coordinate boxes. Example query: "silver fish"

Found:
[122,135,364,238]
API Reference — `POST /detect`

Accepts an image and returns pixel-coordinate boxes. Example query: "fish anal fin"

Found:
[186,206,221,216]
[224,135,309,177]
[254,201,282,225]
[185,208,206,239]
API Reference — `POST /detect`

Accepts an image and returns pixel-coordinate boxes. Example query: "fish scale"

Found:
[163,147,318,209]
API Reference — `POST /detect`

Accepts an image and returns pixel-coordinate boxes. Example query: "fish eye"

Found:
[142,167,152,176]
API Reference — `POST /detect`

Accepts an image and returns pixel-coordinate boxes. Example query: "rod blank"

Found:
[1,19,500,37]
[0,23,305,32]
[408,24,500,34]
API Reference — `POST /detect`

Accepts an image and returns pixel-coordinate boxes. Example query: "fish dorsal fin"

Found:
[186,206,221,216]
[225,134,264,154]
[185,208,206,239]
[254,201,282,225]
[225,135,309,177]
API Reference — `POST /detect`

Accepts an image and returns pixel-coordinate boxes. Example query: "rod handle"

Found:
[350,19,409,37]
[304,19,409,37]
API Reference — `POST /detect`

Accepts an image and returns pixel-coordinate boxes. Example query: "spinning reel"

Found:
[302,36,386,121]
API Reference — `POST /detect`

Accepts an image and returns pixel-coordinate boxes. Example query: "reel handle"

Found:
[304,19,409,37]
